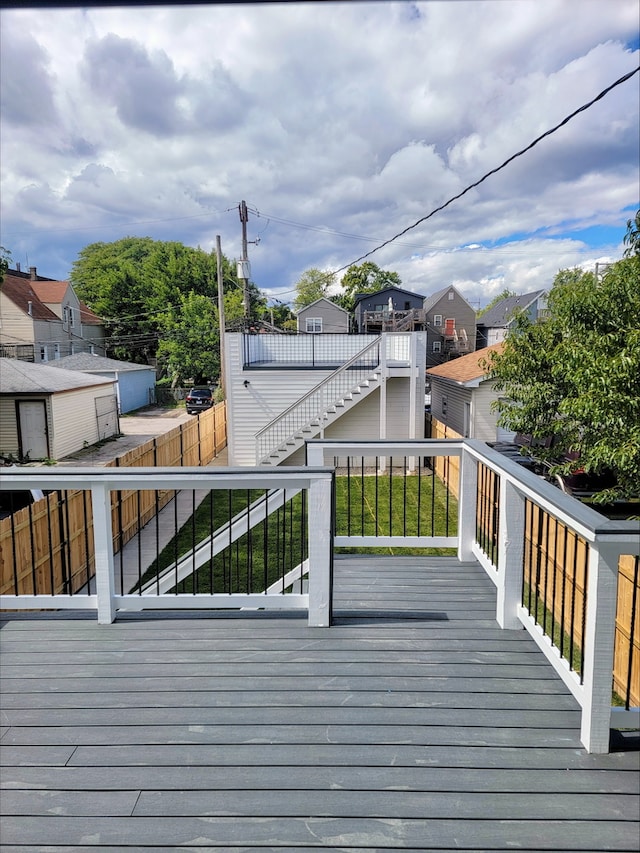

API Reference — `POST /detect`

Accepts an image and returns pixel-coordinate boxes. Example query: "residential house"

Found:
[353,285,425,334]
[0,267,106,360]
[476,290,547,349]
[0,273,64,362]
[426,343,514,441]
[0,358,119,461]
[48,353,156,413]
[224,331,426,466]
[296,297,350,334]
[423,285,476,366]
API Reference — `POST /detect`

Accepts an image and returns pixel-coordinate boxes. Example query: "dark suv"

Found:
[185,388,213,415]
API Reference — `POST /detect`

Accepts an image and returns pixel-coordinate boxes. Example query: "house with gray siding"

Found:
[296,297,350,334]
[423,285,476,366]
[476,290,547,349]
[353,286,425,333]
[48,353,156,413]
[426,343,513,441]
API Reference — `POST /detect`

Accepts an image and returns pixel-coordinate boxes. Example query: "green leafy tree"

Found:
[293,268,336,311]
[336,262,401,312]
[487,250,640,501]
[623,209,640,257]
[477,288,517,318]
[70,237,236,366]
[156,292,220,386]
[0,246,11,282]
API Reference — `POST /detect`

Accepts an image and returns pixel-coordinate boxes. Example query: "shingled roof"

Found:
[0,358,115,394]
[1,275,60,322]
[426,343,504,386]
[477,290,546,328]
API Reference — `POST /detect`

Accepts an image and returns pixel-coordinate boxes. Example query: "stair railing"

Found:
[255,337,382,462]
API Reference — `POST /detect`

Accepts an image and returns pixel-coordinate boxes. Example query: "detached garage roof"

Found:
[426,343,504,387]
[0,358,115,394]
[49,354,155,374]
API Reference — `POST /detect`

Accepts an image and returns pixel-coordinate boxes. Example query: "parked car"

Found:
[185,387,214,415]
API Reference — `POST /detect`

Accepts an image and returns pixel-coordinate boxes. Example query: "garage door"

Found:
[95,394,119,440]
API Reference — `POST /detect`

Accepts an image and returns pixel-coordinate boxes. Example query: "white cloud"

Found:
[0,1,637,308]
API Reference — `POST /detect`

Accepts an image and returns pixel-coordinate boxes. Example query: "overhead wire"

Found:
[328,65,640,275]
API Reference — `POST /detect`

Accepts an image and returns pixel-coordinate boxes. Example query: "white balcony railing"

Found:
[1,439,638,753]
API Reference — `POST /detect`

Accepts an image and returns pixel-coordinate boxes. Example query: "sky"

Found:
[1,0,638,311]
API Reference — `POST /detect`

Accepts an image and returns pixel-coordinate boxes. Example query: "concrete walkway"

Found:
[42,406,231,595]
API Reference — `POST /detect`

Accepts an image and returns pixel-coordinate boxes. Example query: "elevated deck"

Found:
[1,555,638,851]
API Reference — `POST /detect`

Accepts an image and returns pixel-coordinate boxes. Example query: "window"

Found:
[69,307,75,327]
[432,341,442,353]
[404,301,410,310]
[306,317,322,333]
[62,306,69,329]
[448,291,454,300]
[434,314,442,326]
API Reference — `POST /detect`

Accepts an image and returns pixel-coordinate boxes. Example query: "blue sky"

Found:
[1,1,638,309]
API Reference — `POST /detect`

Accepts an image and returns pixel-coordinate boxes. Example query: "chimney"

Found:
[16,262,21,272]
[29,266,37,281]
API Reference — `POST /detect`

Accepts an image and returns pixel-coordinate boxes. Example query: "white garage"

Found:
[0,358,119,462]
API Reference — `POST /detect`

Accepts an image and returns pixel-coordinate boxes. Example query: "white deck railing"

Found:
[0,467,334,628]
[1,439,638,753]
[307,439,640,754]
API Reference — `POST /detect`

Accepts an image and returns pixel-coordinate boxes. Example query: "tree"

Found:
[336,262,401,312]
[70,237,236,366]
[486,248,640,501]
[623,209,640,257]
[477,288,517,318]
[156,292,220,387]
[293,268,336,311]
[0,246,10,282]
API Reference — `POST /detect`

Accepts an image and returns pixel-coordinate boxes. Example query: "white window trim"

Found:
[306,317,322,333]
[432,341,442,353]
[434,314,442,326]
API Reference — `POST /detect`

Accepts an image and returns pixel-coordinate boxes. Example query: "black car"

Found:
[185,387,213,415]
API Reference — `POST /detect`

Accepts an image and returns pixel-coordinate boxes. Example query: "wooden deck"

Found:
[1,555,638,851]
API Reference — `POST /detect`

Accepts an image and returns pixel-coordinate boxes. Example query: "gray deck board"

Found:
[1,554,638,851]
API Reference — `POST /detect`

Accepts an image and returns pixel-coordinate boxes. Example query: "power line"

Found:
[329,65,640,275]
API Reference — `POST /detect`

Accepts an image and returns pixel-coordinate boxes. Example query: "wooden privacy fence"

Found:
[470,449,639,713]
[427,416,462,498]
[0,402,226,597]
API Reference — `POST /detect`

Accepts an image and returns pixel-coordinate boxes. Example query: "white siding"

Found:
[225,334,337,465]
[0,396,20,457]
[472,380,510,442]
[224,333,425,467]
[49,384,118,458]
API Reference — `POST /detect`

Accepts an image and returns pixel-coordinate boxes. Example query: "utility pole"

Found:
[238,200,251,323]
[216,235,226,397]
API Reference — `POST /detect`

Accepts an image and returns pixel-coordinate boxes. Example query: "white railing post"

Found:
[306,443,325,466]
[457,444,477,562]
[91,482,117,624]
[307,476,333,627]
[579,538,620,753]
[495,477,525,630]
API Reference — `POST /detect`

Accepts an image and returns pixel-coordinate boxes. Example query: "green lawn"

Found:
[134,470,458,595]
[334,469,457,555]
